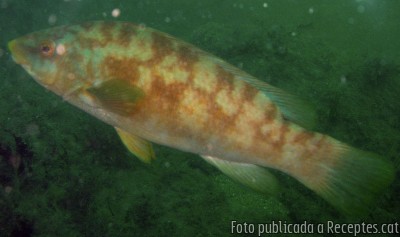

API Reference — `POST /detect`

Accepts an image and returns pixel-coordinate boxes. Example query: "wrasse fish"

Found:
[8,21,394,215]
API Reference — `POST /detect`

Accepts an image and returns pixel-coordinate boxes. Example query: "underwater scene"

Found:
[1,0,399,236]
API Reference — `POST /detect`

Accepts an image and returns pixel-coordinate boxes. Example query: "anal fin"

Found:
[201,155,279,195]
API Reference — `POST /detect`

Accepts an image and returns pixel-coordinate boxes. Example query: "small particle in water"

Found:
[1,0,8,8]
[164,17,171,23]
[308,7,314,14]
[48,14,57,25]
[291,32,297,36]
[102,12,107,17]
[112,8,121,18]
[357,5,365,13]
[340,75,347,84]
[0,48,4,58]
[263,2,268,8]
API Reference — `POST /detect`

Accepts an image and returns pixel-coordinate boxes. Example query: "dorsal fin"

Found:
[213,60,316,129]
[252,81,316,130]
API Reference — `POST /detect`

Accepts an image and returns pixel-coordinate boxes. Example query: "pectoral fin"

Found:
[201,155,279,195]
[115,127,155,163]
[87,79,145,116]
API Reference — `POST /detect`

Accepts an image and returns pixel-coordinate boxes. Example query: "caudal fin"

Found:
[303,142,394,216]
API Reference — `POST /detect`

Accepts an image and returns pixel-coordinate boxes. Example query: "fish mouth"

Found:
[8,39,29,65]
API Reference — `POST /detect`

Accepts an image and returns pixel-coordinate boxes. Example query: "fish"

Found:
[8,21,394,216]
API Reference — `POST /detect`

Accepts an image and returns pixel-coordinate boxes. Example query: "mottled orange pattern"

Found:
[9,21,394,215]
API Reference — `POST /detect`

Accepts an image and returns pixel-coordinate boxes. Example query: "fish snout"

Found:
[8,39,29,65]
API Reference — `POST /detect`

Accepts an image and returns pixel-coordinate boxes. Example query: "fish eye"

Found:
[42,45,50,52]
[39,40,55,57]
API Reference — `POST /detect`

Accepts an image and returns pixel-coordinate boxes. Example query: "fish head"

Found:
[8,25,90,97]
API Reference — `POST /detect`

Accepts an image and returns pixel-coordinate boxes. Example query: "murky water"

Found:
[1,1,399,236]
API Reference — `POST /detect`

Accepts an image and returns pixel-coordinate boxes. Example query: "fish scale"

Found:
[90,24,278,157]
[8,21,394,216]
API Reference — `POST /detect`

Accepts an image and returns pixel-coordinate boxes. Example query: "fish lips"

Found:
[8,39,29,66]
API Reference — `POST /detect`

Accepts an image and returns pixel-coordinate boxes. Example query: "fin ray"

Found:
[201,155,279,195]
[214,61,316,129]
[87,79,144,116]
[300,141,394,216]
[115,127,155,163]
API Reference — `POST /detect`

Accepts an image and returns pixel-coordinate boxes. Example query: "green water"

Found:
[1,0,399,236]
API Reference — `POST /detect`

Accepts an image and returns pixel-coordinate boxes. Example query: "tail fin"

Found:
[299,141,394,216]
